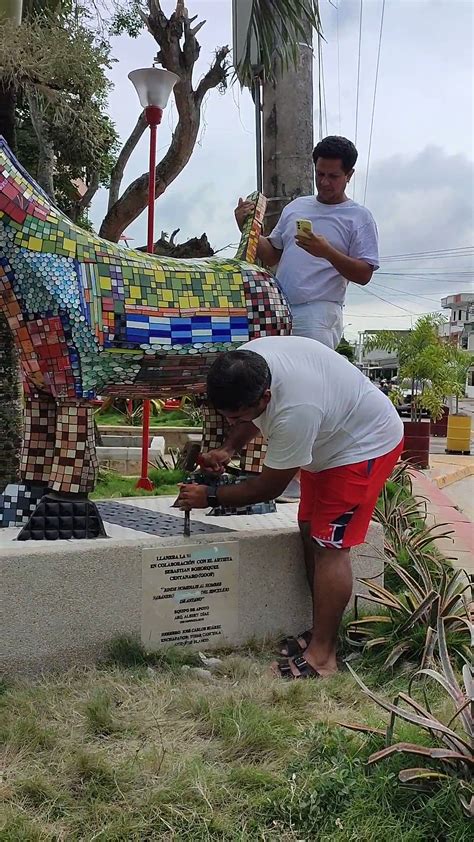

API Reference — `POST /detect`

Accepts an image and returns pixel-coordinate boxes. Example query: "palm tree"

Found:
[235,0,322,87]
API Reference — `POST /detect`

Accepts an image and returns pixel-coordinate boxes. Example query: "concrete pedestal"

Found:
[0,523,384,675]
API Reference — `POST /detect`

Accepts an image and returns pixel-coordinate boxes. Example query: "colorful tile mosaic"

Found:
[0,137,290,404]
[0,135,290,531]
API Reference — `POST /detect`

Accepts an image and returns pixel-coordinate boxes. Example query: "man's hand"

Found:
[175,483,209,511]
[197,448,232,476]
[295,230,331,259]
[235,197,255,232]
[295,232,374,284]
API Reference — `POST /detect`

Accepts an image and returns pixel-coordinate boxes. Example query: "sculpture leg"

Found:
[17,401,106,540]
[201,405,267,474]
[0,396,54,527]
[49,402,99,494]
[200,406,275,516]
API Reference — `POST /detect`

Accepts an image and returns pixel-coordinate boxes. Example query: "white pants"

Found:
[291,300,343,350]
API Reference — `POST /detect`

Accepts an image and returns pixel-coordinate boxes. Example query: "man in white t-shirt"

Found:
[235,136,379,350]
[176,337,403,680]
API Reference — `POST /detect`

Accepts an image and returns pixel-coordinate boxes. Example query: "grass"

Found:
[1,637,470,841]
[96,408,199,427]
[90,467,185,500]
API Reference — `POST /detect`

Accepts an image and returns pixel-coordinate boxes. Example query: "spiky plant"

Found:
[347,557,471,668]
[340,617,474,817]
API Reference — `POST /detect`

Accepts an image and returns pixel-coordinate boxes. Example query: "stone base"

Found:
[0,523,384,675]
[17,493,107,541]
[0,482,49,527]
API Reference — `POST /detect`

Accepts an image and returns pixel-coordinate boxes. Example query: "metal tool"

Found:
[183,509,191,537]
[182,476,193,536]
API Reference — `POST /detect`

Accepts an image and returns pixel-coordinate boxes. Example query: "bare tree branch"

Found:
[107,110,147,211]
[195,46,230,105]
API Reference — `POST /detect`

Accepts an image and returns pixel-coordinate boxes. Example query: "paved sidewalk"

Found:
[427,453,474,488]
[412,470,473,573]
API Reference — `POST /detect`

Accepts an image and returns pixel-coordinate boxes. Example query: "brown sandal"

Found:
[276,655,322,680]
[279,629,312,657]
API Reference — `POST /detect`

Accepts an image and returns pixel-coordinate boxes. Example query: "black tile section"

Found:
[17,495,107,541]
[97,502,232,536]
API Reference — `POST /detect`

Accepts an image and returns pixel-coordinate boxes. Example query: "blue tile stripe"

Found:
[118,314,249,347]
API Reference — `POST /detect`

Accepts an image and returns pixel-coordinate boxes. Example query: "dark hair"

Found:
[312,136,358,174]
[207,350,271,411]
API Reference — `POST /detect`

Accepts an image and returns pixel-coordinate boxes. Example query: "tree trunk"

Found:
[262,39,314,234]
[99,86,201,242]
[0,313,23,491]
[99,1,229,244]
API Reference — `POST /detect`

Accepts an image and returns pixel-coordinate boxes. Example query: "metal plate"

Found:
[97,502,232,537]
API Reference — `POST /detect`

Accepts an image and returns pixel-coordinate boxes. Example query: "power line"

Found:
[345,311,438,318]
[378,273,473,281]
[354,283,434,314]
[370,282,443,303]
[363,0,386,204]
[380,246,473,260]
[353,0,364,199]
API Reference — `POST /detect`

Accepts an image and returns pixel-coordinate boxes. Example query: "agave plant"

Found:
[347,556,471,668]
[373,464,453,570]
[340,617,474,817]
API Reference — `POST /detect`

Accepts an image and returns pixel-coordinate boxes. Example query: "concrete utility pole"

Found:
[263,40,314,234]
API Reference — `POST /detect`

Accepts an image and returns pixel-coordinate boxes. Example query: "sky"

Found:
[90,0,474,341]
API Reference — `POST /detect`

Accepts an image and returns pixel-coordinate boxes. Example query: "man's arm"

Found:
[321,244,373,285]
[256,236,282,268]
[295,231,373,285]
[177,465,298,511]
[215,465,297,506]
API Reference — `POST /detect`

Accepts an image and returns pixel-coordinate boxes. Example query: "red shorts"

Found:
[298,439,404,549]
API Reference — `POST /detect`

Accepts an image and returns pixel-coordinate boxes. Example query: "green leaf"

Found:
[398,768,450,784]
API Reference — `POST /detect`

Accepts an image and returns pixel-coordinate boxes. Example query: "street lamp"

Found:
[128,66,179,490]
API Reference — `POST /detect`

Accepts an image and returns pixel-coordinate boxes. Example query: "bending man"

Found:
[177,336,403,680]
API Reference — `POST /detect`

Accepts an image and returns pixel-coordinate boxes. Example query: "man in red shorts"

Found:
[176,336,404,679]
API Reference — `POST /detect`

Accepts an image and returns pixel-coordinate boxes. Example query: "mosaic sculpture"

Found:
[0,137,291,539]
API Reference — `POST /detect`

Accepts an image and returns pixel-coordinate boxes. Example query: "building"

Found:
[440,292,474,397]
[355,329,409,381]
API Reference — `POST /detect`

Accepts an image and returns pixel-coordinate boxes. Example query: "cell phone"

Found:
[296,219,313,235]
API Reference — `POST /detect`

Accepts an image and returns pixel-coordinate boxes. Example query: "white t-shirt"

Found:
[242,336,403,473]
[268,195,379,306]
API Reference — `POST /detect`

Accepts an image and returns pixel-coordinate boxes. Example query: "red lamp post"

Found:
[128,67,179,490]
